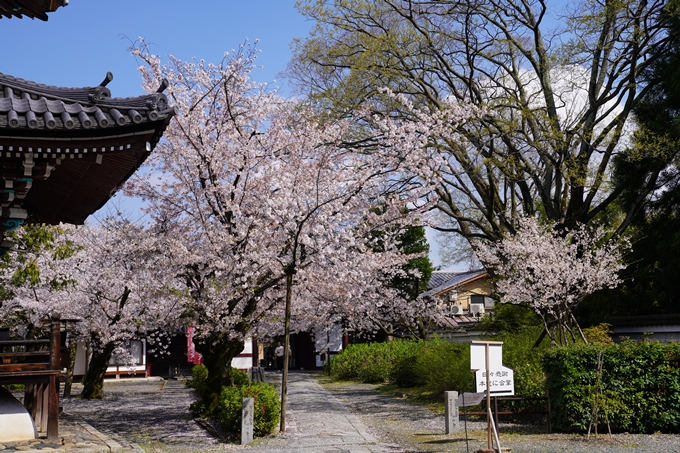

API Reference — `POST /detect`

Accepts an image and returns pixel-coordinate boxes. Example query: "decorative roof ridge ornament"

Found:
[99,72,113,87]
[156,78,169,93]
[88,72,114,103]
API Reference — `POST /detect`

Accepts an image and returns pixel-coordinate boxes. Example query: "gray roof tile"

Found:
[423,269,487,297]
[0,72,174,140]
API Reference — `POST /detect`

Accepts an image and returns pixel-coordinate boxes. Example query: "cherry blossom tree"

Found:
[475,216,627,347]
[2,220,182,398]
[126,41,475,414]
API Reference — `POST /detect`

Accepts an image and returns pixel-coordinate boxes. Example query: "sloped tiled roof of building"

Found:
[437,313,486,329]
[427,272,462,290]
[423,269,487,298]
[0,72,174,144]
[0,72,174,230]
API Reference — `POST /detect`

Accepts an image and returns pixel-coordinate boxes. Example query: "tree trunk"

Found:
[194,334,245,414]
[80,342,115,399]
[417,317,429,341]
[62,340,78,398]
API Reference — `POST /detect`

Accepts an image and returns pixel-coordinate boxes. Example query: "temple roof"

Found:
[0,72,174,231]
[0,72,172,144]
[0,0,67,20]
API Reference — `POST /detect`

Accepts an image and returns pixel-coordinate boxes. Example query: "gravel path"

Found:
[61,374,680,453]
[62,379,238,452]
[321,379,680,453]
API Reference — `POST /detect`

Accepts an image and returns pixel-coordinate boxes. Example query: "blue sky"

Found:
[1,2,312,217]
[1,1,310,97]
[2,1,458,268]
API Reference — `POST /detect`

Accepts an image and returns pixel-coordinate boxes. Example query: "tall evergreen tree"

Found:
[579,8,680,323]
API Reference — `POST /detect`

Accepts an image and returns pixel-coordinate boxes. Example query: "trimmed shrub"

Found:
[232,367,250,387]
[189,365,253,418]
[331,338,474,395]
[411,338,471,395]
[189,364,209,400]
[218,382,281,437]
[494,326,548,398]
[331,340,421,384]
[391,347,422,388]
[332,334,553,401]
[543,341,680,433]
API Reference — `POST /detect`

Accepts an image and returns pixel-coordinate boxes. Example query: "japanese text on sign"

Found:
[474,367,515,396]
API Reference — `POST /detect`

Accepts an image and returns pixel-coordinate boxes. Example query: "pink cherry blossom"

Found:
[475,216,627,346]
[124,41,476,390]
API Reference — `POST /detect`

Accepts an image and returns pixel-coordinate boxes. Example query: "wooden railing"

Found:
[463,396,551,432]
[0,315,62,440]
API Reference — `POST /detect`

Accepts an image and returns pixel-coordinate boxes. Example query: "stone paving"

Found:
[62,378,223,453]
[0,413,115,453]
[247,373,398,453]
[2,373,400,453]
[5,372,680,453]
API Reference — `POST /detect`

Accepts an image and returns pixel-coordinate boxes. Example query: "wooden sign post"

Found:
[471,340,505,452]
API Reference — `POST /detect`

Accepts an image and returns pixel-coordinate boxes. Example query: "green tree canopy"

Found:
[290,0,680,250]
[579,12,680,323]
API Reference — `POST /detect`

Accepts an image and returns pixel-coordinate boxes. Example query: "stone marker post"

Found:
[241,397,254,445]
[445,391,459,434]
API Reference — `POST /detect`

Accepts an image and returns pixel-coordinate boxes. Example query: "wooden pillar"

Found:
[24,383,35,419]
[47,315,61,439]
[47,375,59,439]
[41,381,49,432]
[34,382,45,431]
[50,315,61,371]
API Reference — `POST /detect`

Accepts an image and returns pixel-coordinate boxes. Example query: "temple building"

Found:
[0,72,174,248]
[1,2,174,242]
[0,2,174,440]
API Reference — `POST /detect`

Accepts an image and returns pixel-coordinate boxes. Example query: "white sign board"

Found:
[470,341,503,371]
[455,392,486,407]
[474,366,515,396]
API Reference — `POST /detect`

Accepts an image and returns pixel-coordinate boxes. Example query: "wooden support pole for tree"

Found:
[280,271,293,433]
[486,342,492,451]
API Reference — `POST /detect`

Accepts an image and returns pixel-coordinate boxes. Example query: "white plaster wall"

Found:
[314,325,343,368]
[231,337,252,370]
[73,341,87,376]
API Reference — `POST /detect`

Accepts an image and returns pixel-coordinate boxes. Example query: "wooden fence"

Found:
[464,396,551,432]
[0,315,62,439]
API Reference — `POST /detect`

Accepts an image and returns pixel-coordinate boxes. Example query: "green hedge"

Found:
[331,340,419,384]
[331,335,549,401]
[331,338,474,395]
[543,341,680,433]
[485,326,548,399]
